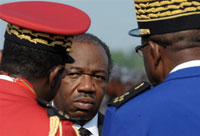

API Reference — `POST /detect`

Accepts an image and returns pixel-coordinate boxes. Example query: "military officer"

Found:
[0,1,90,136]
[103,0,200,135]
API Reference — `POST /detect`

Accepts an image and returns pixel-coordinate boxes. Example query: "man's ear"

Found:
[49,65,64,85]
[47,65,66,101]
[149,41,162,68]
[0,50,3,65]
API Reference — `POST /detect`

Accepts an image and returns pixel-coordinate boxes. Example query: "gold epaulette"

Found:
[109,81,151,109]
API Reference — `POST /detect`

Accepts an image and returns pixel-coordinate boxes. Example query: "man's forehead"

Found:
[67,46,108,69]
[66,66,108,74]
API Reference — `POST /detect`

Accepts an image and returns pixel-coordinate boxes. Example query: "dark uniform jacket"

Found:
[103,66,200,136]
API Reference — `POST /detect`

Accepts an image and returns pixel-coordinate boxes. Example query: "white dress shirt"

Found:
[73,113,99,136]
[170,60,200,73]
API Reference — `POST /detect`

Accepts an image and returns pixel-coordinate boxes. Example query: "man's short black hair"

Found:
[1,39,65,81]
[149,29,200,51]
[73,33,113,79]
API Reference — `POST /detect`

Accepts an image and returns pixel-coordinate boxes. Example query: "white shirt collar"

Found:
[73,113,99,136]
[170,60,200,73]
[0,75,13,82]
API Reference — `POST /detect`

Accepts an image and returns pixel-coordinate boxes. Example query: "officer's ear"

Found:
[49,65,65,87]
[149,41,162,69]
[0,50,3,66]
[148,40,169,84]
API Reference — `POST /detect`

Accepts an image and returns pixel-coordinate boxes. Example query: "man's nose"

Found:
[77,74,95,93]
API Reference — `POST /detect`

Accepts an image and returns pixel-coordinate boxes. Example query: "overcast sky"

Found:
[0,0,140,52]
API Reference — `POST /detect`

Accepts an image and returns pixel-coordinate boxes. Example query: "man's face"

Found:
[54,42,109,121]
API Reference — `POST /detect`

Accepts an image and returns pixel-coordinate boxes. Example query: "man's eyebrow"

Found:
[67,66,107,74]
[93,70,107,74]
[67,67,82,71]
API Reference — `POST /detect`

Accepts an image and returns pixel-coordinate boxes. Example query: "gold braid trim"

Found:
[135,0,200,21]
[59,122,63,136]
[6,24,73,53]
[137,11,200,22]
[72,126,80,136]
[136,0,187,7]
[58,110,70,119]
[49,116,60,136]
[113,91,130,103]
[136,4,200,13]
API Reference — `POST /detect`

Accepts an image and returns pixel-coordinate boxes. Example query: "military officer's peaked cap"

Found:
[129,0,200,37]
[0,1,91,63]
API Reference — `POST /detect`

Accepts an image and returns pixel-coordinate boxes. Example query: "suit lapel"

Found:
[98,112,104,136]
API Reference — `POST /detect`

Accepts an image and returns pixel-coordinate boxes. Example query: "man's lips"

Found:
[74,97,95,110]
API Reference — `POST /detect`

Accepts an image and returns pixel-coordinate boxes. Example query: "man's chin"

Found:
[71,116,92,125]
[69,111,94,124]
[72,111,92,119]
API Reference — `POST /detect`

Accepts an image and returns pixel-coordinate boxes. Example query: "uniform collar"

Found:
[170,60,200,73]
[165,65,200,83]
[73,113,99,136]
[0,74,14,82]
[0,74,36,98]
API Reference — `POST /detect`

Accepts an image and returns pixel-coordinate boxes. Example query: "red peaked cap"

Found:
[0,1,91,35]
[0,1,91,63]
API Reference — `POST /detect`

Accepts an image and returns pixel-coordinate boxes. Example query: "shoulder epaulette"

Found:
[109,81,151,109]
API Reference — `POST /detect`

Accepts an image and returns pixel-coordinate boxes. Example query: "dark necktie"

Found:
[78,127,92,136]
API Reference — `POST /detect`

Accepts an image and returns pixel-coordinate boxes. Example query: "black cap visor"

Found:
[129,28,150,37]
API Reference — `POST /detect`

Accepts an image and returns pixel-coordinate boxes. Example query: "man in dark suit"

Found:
[54,33,113,136]
[103,0,200,136]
